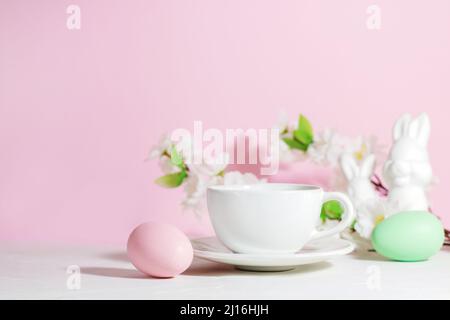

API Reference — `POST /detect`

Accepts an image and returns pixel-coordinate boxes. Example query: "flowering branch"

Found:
[149,134,265,215]
[370,173,450,244]
[371,173,389,197]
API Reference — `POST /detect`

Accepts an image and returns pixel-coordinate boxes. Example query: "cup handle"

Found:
[310,192,355,241]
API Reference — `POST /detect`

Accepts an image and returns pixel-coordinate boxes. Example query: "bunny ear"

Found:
[360,154,376,178]
[340,154,358,181]
[407,113,430,147]
[415,113,430,147]
[393,113,412,141]
[408,117,419,141]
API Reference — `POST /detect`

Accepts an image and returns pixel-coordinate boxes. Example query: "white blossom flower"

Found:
[273,111,293,134]
[307,130,385,168]
[180,151,229,216]
[158,156,179,174]
[354,198,399,239]
[181,171,266,215]
[223,171,266,185]
[307,129,345,166]
[187,152,229,177]
[148,134,172,159]
[347,135,385,163]
[181,174,218,216]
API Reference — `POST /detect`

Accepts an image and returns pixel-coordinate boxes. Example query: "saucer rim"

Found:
[191,236,355,260]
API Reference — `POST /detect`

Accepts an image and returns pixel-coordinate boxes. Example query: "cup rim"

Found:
[207,183,322,193]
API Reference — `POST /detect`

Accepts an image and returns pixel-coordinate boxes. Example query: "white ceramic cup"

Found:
[207,183,355,254]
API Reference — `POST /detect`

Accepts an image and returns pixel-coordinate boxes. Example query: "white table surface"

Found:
[1,243,449,300]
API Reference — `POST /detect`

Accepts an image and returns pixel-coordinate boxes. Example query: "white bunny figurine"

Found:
[340,153,386,241]
[340,153,378,208]
[383,113,432,211]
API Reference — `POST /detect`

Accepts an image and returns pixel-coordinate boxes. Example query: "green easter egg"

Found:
[371,211,444,262]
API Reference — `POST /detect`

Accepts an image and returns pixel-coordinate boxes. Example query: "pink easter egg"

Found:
[127,222,193,278]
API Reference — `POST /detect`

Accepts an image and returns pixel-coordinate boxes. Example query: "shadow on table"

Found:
[350,250,389,262]
[99,251,129,263]
[81,266,148,279]
[91,251,334,278]
[185,258,333,277]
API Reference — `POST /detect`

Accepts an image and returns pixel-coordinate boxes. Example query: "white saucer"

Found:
[191,237,355,272]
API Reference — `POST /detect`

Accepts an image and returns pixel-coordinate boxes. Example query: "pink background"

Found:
[1,0,449,245]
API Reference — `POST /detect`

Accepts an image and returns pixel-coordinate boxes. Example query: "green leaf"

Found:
[154,171,187,188]
[320,200,344,222]
[298,114,314,139]
[169,146,184,169]
[282,137,307,151]
[293,129,313,146]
